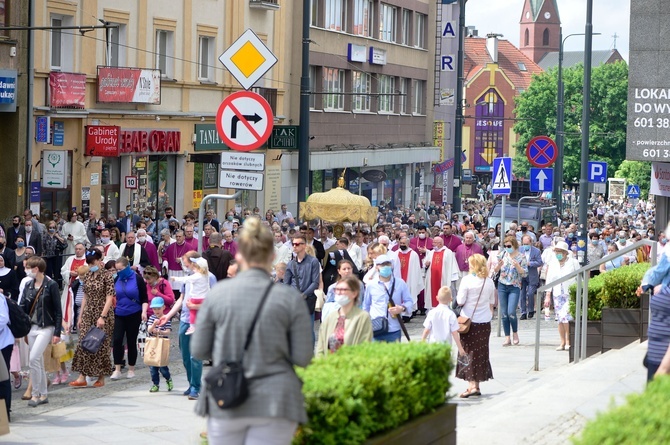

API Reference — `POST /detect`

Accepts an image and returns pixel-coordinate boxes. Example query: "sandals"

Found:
[69,380,87,388]
[459,388,482,398]
[93,379,105,388]
[502,340,512,347]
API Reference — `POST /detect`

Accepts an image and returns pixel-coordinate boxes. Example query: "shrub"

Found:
[569,273,606,320]
[573,375,670,445]
[293,342,453,445]
[600,262,650,309]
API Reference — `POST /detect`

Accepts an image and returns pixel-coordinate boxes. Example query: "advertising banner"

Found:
[86,126,120,156]
[49,72,86,108]
[97,66,161,104]
[0,69,17,112]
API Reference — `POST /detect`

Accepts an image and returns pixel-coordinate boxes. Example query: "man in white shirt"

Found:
[345,231,363,270]
[100,228,120,263]
[276,204,293,224]
[320,225,337,250]
[273,231,292,268]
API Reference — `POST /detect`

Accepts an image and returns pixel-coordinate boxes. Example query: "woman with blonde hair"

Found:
[317,275,372,356]
[493,235,528,346]
[455,254,496,398]
[191,217,312,444]
[362,242,387,284]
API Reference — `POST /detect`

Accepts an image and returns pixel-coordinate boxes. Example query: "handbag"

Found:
[372,280,394,337]
[81,326,106,354]
[143,336,170,367]
[204,281,274,410]
[51,341,67,360]
[458,280,486,334]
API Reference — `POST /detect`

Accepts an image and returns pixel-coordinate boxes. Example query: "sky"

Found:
[466,0,630,61]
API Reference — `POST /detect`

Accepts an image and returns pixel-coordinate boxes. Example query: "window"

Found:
[198,36,215,81]
[323,68,345,110]
[0,1,9,37]
[107,23,126,67]
[352,71,371,112]
[377,75,395,113]
[517,62,527,71]
[325,0,345,31]
[543,28,549,46]
[524,28,529,46]
[399,77,410,114]
[379,4,397,42]
[401,10,411,45]
[156,30,174,78]
[50,15,74,70]
[310,0,319,26]
[413,79,425,115]
[309,66,317,109]
[352,0,373,37]
[414,13,426,48]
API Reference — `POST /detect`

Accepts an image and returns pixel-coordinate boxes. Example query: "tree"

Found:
[615,160,651,199]
[513,61,628,185]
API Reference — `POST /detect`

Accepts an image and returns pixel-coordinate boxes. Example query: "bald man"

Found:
[423,236,459,309]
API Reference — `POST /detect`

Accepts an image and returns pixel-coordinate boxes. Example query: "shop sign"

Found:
[30,182,40,203]
[53,121,64,146]
[347,44,366,63]
[204,163,218,188]
[86,125,120,156]
[269,125,298,150]
[36,116,50,143]
[0,69,17,112]
[369,47,387,65]
[97,66,161,104]
[49,72,86,108]
[194,124,227,151]
[42,150,67,189]
[119,129,181,155]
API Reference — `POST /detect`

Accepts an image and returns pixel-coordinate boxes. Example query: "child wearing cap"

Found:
[147,297,173,392]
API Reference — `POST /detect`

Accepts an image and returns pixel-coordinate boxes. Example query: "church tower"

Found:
[519,0,561,64]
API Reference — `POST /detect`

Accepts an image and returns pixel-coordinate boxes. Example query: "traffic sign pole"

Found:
[497,194,505,338]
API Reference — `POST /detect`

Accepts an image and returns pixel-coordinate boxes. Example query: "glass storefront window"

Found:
[130,155,176,219]
[101,158,120,219]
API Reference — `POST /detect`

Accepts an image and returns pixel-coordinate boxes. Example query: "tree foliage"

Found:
[513,61,629,185]
[615,160,652,199]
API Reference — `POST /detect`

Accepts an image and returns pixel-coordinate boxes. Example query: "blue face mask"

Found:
[521,245,530,252]
[505,247,514,254]
[16,242,24,248]
[89,266,99,273]
[379,265,393,278]
[556,253,564,261]
[605,237,612,243]
[78,278,84,285]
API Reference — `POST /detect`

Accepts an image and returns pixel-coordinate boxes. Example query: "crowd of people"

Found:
[0,192,665,442]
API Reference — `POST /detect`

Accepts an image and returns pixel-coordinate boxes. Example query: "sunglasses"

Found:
[504,245,513,248]
[293,243,304,246]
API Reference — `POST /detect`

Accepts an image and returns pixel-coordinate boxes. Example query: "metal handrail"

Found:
[533,238,658,370]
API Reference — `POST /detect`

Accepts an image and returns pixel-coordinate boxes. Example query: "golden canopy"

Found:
[299,187,378,225]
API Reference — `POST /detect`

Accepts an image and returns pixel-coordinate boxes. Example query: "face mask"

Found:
[329,259,336,266]
[505,247,514,254]
[101,237,110,244]
[400,245,408,251]
[227,216,233,221]
[521,245,530,252]
[568,233,574,239]
[25,227,32,233]
[662,239,668,245]
[16,242,24,248]
[556,253,564,261]
[488,232,495,237]
[591,240,599,245]
[418,234,426,239]
[112,272,117,279]
[89,266,99,273]
[138,236,147,243]
[26,271,37,279]
[145,217,150,222]
[49,228,55,234]
[605,237,612,243]
[12,223,18,228]
[379,266,393,278]
[335,294,351,307]
[78,279,84,285]
[521,227,527,232]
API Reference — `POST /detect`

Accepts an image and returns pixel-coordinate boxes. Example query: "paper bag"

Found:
[43,344,60,373]
[0,403,9,436]
[51,341,67,360]
[143,337,170,367]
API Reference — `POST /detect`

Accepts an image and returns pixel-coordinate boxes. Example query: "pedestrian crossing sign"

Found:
[492,157,512,195]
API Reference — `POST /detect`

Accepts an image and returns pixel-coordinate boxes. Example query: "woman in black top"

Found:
[0,255,19,300]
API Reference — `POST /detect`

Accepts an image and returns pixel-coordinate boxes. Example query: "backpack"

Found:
[6,297,31,338]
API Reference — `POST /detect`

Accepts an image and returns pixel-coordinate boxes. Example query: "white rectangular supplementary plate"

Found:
[219,170,264,191]
[220,152,265,171]
[219,28,278,91]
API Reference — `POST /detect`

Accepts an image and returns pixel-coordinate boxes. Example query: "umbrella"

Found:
[299,174,378,225]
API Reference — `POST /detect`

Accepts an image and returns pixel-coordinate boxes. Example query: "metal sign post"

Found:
[197,192,242,254]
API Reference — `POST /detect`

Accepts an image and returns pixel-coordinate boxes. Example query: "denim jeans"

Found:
[373,330,402,343]
[178,321,202,393]
[498,282,521,336]
[150,366,171,385]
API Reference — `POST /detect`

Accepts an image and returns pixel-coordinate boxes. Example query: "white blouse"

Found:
[456,274,496,323]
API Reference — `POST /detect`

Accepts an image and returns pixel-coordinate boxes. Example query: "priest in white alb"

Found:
[424,236,459,309]
[396,235,424,311]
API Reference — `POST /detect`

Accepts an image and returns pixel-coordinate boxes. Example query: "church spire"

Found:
[519,0,561,64]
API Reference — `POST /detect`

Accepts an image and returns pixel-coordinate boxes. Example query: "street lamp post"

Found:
[452,0,466,213]
[555,30,601,216]
[578,0,594,236]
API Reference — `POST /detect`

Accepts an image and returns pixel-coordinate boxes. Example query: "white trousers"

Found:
[206,416,297,445]
[27,324,55,397]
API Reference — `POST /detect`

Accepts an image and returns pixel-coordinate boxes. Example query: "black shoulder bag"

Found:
[205,281,274,410]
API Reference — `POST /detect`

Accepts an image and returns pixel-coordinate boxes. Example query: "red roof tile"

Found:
[464,37,543,90]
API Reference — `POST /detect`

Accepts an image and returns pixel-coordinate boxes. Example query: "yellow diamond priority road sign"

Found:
[219,29,278,90]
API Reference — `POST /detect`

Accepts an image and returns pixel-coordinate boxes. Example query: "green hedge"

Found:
[573,375,670,445]
[293,342,453,445]
[569,263,650,320]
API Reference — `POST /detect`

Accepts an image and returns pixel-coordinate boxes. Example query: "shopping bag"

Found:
[51,341,67,360]
[143,336,170,367]
[0,403,8,436]
[43,344,60,373]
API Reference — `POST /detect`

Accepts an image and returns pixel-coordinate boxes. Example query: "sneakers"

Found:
[185,326,196,336]
[183,387,192,396]
[110,370,122,380]
[126,370,135,379]
[166,379,174,391]
[150,385,159,393]
[187,389,199,400]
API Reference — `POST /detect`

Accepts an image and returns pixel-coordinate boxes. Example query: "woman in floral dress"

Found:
[69,249,115,388]
[493,236,528,346]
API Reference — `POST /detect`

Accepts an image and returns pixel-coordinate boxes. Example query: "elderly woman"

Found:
[455,254,496,398]
[493,236,528,346]
[191,217,313,444]
[317,275,372,356]
[544,241,581,350]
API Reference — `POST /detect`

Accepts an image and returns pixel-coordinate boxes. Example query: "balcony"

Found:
[249,0,279,10]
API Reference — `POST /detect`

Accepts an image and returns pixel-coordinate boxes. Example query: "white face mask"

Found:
[100,237,110,245]
[26,271,37,279]
[138,236,147,243]
[335,294,351,307]
[25,226,32,233]
[418,234,426,239]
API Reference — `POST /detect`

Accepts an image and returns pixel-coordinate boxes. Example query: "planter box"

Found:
[366,403,456,445]
[569,320,603,363]
[602,308,642,350]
